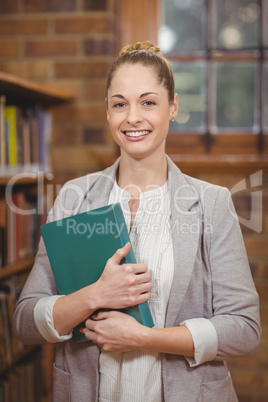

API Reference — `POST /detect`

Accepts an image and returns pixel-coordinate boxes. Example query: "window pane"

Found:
[159,0,207,54]
[214,0,261,49]
[213,62,259,131]
[264,63,268,131]
[170,62,207,132]
[264,2,268,46]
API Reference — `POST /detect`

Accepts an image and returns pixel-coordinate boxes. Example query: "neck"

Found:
[117,153,168,196]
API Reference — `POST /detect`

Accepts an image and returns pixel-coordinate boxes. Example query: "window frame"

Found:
[117,0,268,156]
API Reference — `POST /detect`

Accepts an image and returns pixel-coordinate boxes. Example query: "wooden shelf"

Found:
[0,257,35,280]
[0,71,74,106]
[0,175,41,187]
[0,170,51,187]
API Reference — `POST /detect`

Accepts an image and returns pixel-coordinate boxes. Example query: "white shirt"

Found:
[98,180,173,402]
[34,179,218,400]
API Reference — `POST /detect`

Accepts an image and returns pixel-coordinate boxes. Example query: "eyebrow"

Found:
[111,92,159,99]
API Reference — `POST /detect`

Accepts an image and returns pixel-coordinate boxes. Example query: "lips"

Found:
[123,130,151,137]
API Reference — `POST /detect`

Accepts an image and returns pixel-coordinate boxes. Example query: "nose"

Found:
[126,105,143,125]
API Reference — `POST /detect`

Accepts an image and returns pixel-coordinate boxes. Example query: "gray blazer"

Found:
[14,156,261,402]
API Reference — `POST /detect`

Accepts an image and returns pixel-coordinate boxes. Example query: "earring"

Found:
[172,119,175,122]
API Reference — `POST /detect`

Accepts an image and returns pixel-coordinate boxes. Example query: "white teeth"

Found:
[124,130,150,137]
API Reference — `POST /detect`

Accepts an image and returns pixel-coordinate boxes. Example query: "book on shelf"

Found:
[0,192,41,269]
[0,345,44,401]
[41,202,154,342]
[0,104,52,175]
[0,96,6,166]
[0,273,30,373]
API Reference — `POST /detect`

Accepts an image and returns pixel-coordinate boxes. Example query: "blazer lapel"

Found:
[165,157,201,327]
[80,158,120,212]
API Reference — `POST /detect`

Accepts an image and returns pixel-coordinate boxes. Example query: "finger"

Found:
[90,310,115,322]
[80,327,97,342]
[135,272,151,284]
[131,264,150,275]
[137,291,152,304]
[108,242,131,265]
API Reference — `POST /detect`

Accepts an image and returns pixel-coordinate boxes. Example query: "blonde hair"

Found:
[106,41,175,103]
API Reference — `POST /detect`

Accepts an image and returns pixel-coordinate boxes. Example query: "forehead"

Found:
[109,63,162,93]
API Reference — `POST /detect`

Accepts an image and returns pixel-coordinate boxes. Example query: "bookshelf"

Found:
[0,71,73,401]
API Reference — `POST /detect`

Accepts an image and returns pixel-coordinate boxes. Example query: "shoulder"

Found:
[48,160,119,221]
[59,159,119,199]
[167,154,228,200]
[183,173,230,200]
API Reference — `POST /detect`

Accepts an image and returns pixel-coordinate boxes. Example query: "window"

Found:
[159,0,267,154]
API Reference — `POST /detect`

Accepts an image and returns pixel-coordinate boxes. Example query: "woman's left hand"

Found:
[81,310,146,353]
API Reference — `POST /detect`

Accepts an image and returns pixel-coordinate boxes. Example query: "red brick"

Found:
[256,396,268,402]
[255,347,268,368]
[24,0,76,13]
[25,40,78,57]
[256,283,268,302]
[0,40,19,57]
[0,60,52,79]
[260,327,268,346]
[52,146,104,170]
[231,371,268,390]
[82,80,106,100]
[0,19,48,35]
[53,126,82,146]
[244,237,268,257]
[228,355,254,369]
[45,81,79,98]
[54,16,112,34]
[258,263,268,280]
[234,396,251,402]
[53,103,106,123]
[260,305,268,324]
[84,39,115,56]
[0,0,19,13]
[55,61,110,79]
[83,127,105,144]
[84,0,107,11]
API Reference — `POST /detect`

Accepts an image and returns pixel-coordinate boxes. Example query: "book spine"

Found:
[4,106,18,166]
[0,96,6,166]
[112,203,154,328]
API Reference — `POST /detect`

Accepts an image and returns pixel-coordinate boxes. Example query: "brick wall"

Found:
[0,0,118,184]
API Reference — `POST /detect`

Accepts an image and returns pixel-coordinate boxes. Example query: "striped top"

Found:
[98,180,174,402]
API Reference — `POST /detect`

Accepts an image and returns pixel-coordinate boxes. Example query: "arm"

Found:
[81,310,194,356]
[208,187,261,359]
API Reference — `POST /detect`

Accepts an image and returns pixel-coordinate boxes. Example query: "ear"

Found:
[169,93,179,121]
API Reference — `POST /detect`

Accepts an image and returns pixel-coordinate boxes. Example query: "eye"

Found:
[143,100,156,107]
[113,102,126,108]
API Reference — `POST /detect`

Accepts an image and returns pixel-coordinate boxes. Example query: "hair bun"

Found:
[119,41,162,57]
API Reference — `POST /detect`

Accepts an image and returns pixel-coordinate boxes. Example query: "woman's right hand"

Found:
[93,242,152,310]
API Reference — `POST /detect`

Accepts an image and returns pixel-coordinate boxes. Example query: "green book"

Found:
[40,203,154,342]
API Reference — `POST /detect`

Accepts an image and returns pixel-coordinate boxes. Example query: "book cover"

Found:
[41,203,154,342]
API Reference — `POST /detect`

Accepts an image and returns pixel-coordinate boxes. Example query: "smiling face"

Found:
[106,63,178,161]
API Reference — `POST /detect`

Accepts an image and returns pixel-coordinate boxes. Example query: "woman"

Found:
[14,41,261,402]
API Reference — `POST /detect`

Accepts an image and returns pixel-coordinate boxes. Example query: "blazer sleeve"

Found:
[207,186,261,360]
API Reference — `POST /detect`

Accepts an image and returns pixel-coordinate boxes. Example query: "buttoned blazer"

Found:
[14,156,261,402]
